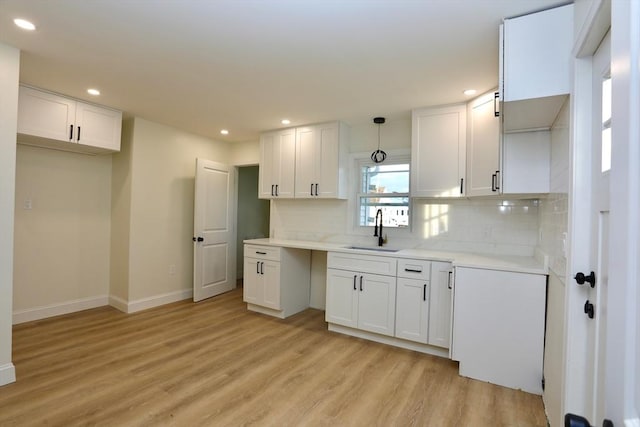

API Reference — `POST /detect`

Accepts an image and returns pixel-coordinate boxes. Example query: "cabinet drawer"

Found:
[397,259,431,280]
[244,244,280,261]
[328,252,397,276]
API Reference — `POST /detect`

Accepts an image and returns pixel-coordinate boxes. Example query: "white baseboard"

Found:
[0,363,16,387]
[111,289,193,314]
[12,295,109,325]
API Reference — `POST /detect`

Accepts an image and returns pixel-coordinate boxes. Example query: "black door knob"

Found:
[574,271,596,288]
[584,300,595,319]
[192,236,204,242]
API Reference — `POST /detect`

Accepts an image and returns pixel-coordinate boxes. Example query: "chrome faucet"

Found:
[373,209,383,246]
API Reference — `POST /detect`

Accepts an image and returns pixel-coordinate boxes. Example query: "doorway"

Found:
[236,165,270,282]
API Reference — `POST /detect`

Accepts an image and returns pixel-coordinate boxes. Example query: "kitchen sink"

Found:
[345,246,400,253]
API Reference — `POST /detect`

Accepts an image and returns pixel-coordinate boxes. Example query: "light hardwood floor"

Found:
[0,288,547,426]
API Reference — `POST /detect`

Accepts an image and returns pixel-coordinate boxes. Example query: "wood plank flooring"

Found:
[0,288,547,426]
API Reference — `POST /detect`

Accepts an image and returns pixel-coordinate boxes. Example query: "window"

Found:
[357,158,410,228]
[601,75,612,172]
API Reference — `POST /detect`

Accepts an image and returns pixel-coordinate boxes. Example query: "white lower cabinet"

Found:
[427,261,453,349]
[326,252,397,337]
[326,269,396,337]
[326,253,454,356]
[395,277,430,343]
[243,257,280,310]
[394,260,452,348]
[451,266,546,394]
[243,244,310,319]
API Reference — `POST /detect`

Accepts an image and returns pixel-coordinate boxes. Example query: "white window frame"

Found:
[348,149,412,237]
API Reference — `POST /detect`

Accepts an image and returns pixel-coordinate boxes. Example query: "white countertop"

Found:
[244,238,548,275]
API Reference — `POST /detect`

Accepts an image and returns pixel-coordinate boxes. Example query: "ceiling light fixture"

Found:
[281,119,291,125]
[220,129,229,135]
[371,117,387,164]
[463,89,477,96]
[14,18,36,31]
[87,88,100,96]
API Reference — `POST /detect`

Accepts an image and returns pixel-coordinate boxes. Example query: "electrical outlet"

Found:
[24,199,32,210]
[169,264,176,275]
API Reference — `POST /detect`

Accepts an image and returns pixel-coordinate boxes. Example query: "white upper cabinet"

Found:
[466,90,501,197]
[411,104,466,198]
[500,4,574,132]
[259,121,348,200]
[466,90,550,196]
[295,121,347,199]
[74,102,122,151]
[259,128,296,199]
[17,85,122,154]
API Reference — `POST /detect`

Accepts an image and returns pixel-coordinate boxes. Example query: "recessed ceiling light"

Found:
[220,129,229,135]
[87,88,100,96]
[463,89,477,96]
[14,18,36,31]
[281,119,291,125]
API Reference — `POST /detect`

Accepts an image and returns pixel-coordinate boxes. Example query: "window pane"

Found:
[360,197,409,228]
[602,76,612,173]
[602,127,611,173]
[602,77,612,123]
[361,164,410,194]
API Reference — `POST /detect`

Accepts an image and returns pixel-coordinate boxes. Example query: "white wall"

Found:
[110,119,134,302]
[117,117,231,307]
[0,42,19,386]
[230,139,260,166]
[348,118,411,152]
[13,145,112,323]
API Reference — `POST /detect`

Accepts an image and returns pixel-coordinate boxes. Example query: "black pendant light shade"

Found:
[371,117,387,163]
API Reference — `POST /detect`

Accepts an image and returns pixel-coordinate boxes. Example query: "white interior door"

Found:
[583,32,611,424]
[193,159,236,302]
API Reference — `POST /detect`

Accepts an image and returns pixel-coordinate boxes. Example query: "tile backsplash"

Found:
[270,198,540,257]
[538,193,569,280]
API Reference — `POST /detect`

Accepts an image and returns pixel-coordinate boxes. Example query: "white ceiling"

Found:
[0,0,567,142]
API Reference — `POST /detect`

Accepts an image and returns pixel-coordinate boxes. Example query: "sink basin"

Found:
[346,246,400,253]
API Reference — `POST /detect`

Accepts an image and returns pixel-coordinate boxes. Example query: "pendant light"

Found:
[371,117,387,164]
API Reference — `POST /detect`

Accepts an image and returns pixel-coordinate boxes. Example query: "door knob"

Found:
[192,236,204,242]
[574,271,596,288]
[584,300,595,319]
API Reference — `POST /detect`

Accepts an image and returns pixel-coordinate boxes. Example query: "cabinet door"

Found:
[411,104,466,197]
[357,273,396,337]
[325,268,358,328]
[243,257,262,305]
[261,260,281,310]
[75,102,122,151]
[294,126,316,198]
[315,122,340,198]
[502,4,573,102]
[277,129,296,198]
[395,278,429,344]
[428,262,452,348]
[467,91,501,197]
[259,129,296,199]
[259,132,276,199]
[17,86,76,143]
